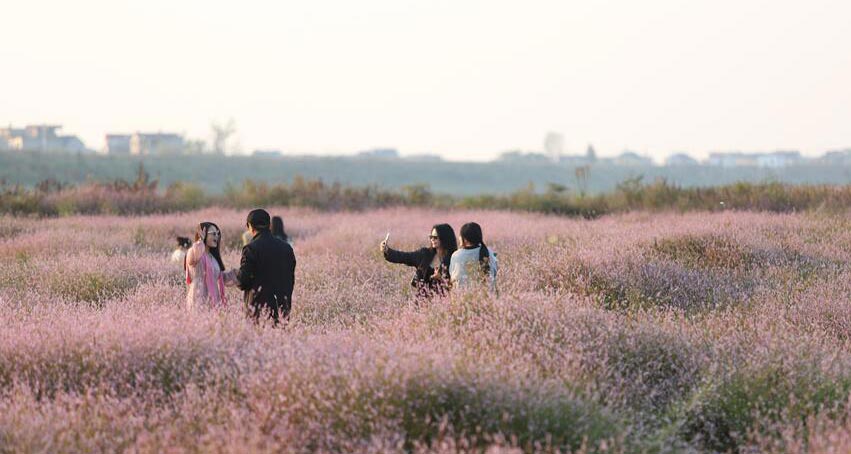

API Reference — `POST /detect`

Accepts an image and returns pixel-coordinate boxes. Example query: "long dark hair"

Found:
[196,221,226,271]
[271,216,288,242]
[432,223,457,258]
[460,222,490,276]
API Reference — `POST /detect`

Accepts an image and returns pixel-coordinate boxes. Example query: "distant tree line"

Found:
[4,165,851,217]
[3,151,851,198]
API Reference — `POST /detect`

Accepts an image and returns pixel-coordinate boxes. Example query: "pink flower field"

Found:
[2,207,851,452]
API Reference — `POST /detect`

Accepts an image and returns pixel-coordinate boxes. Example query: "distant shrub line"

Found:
[3,167,851,217]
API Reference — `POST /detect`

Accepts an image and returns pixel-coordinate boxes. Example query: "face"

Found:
[204,226,221,248]
[429,228,441,248]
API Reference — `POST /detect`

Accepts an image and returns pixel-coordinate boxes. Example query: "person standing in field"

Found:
[380,223,457,297]
[271,215,291,244]
[184,222,238,311]
[236,209,297,325]
[449,222,498,294]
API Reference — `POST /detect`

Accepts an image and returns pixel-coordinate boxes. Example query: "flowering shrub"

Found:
[2,208,851,451]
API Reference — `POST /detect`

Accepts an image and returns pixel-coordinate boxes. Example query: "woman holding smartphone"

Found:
[380,224,457,297]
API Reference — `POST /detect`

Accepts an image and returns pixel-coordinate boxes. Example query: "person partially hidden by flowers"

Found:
[184,222,238,311]
[380,223,458,298]
[236,209,297,325]
[450,222,498,294]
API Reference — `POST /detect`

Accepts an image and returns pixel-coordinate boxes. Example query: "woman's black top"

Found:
[383,246,450,296]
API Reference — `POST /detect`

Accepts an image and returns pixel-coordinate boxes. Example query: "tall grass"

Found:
[3,208,851,451]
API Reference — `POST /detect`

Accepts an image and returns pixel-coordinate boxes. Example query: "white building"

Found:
[707,152,757,167]
[0,124,87,152]
[756,151,801,168]
[0,126,24,150]
[708,151,801,168]
[129,132,185,155]
[821,149,851,165]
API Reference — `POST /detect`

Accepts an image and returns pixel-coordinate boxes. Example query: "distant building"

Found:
[613,151,654,166]
[821,149,851,166]
[405,154,443,162]
[129,132,184,155]
[756,151,801,168]
[498,150,550,164]
[707,151,801,168]
[0,124,87,152]
[665,153,699,166]
[104,134,131,154]
[252,149,282,158]
[357,148,399,159]
[707,152,756,167]
[0,126,25,151]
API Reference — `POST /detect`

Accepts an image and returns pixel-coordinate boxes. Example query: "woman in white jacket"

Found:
[449,222,498,293]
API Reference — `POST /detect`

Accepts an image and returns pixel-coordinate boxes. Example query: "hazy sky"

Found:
[2,0,850,161]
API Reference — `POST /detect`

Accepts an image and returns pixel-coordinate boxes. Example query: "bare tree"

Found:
[210,119,237,155]
[575,165,591,197]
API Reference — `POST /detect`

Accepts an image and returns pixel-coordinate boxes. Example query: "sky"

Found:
[2,0,850,161]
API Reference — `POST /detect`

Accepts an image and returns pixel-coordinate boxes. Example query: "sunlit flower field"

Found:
[3,207,851,453]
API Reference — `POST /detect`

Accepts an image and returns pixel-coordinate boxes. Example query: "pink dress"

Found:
[185,241,237,311]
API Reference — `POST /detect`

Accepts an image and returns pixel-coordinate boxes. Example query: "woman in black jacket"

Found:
[380,223,457,297]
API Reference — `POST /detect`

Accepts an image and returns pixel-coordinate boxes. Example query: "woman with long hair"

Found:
[380,223,457,297]
[271,215,289,243]
[185,222,237,311]
[449,222,498,293]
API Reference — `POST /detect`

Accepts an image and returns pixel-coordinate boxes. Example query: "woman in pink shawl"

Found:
[185,222,237,311]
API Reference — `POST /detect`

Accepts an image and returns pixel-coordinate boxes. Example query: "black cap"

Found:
[247,209,271,229]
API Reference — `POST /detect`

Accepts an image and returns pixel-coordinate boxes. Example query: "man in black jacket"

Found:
[236,209,296,325]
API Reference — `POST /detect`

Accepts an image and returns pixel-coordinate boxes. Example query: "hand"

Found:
[223,269,238,286]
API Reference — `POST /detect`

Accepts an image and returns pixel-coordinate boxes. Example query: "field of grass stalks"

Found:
[3,207,851,452]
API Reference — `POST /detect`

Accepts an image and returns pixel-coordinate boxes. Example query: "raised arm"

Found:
[383,246,426,267]
[185,240,205,267]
